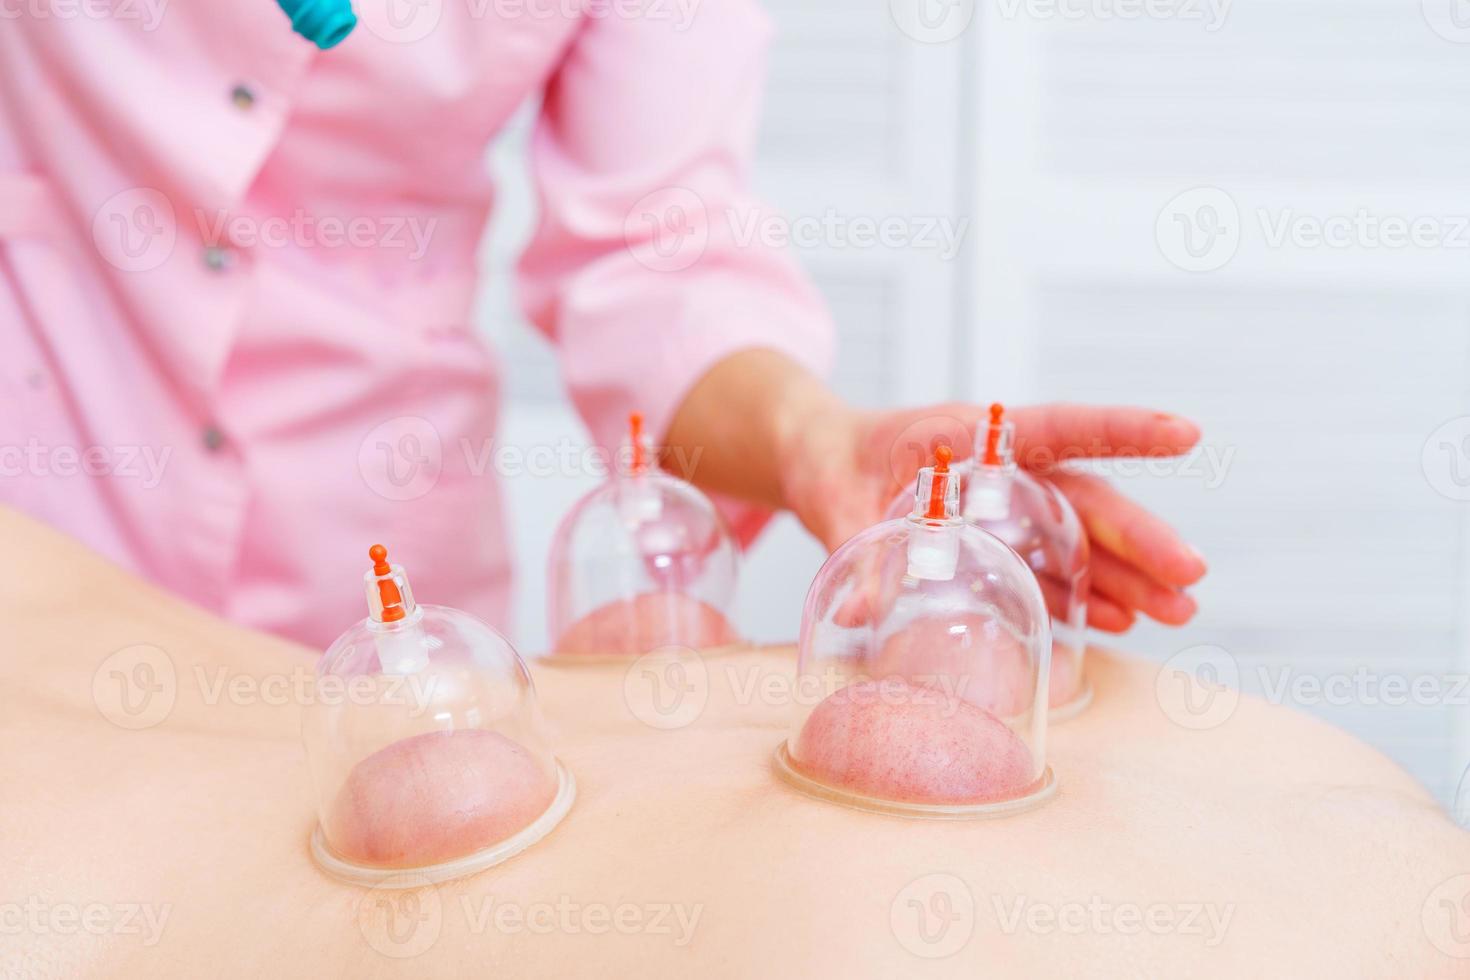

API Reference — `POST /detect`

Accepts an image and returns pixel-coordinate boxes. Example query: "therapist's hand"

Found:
[667,350,1207,632]
[779,399,1206,632]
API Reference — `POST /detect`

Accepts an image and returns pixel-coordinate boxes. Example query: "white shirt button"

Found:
[202,246,234,272]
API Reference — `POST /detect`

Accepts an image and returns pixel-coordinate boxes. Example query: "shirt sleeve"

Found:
[516,0,836,546]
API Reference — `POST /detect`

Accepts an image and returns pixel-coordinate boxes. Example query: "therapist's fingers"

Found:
[1006,403,1201,466]
[1090,548,1198,626]
[864,402,1199,499]
[1087,593,1136,633]
[1049,470,1207,590]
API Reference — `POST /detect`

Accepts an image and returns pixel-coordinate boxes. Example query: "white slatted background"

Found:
[476,0,1470,807]
[965,0,1470,806]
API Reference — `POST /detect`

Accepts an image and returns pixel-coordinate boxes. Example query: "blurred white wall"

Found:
[476,0,1470,807]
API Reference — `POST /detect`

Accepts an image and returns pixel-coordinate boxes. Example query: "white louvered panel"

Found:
[757,0,963,408]
[965,0,1470,804]
[756,3,904,178]
[1039,4,1470,180]
[819,272,901,408]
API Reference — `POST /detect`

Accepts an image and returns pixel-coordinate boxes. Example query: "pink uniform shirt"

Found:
[0,0,832,648]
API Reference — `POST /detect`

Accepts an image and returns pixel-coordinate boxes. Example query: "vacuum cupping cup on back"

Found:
[547,414,740,659]
[886,404,1091,718]
[303,545,575,885]
[777,448,1056,818]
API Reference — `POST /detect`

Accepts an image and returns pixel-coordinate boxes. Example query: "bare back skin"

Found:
[2,508,1467,979]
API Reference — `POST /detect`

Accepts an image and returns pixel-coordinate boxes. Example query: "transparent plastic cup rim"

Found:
[310,760,576,887]
[918,683,1089,727]
[772,742,1056,820]
[1050,679,1094,722]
